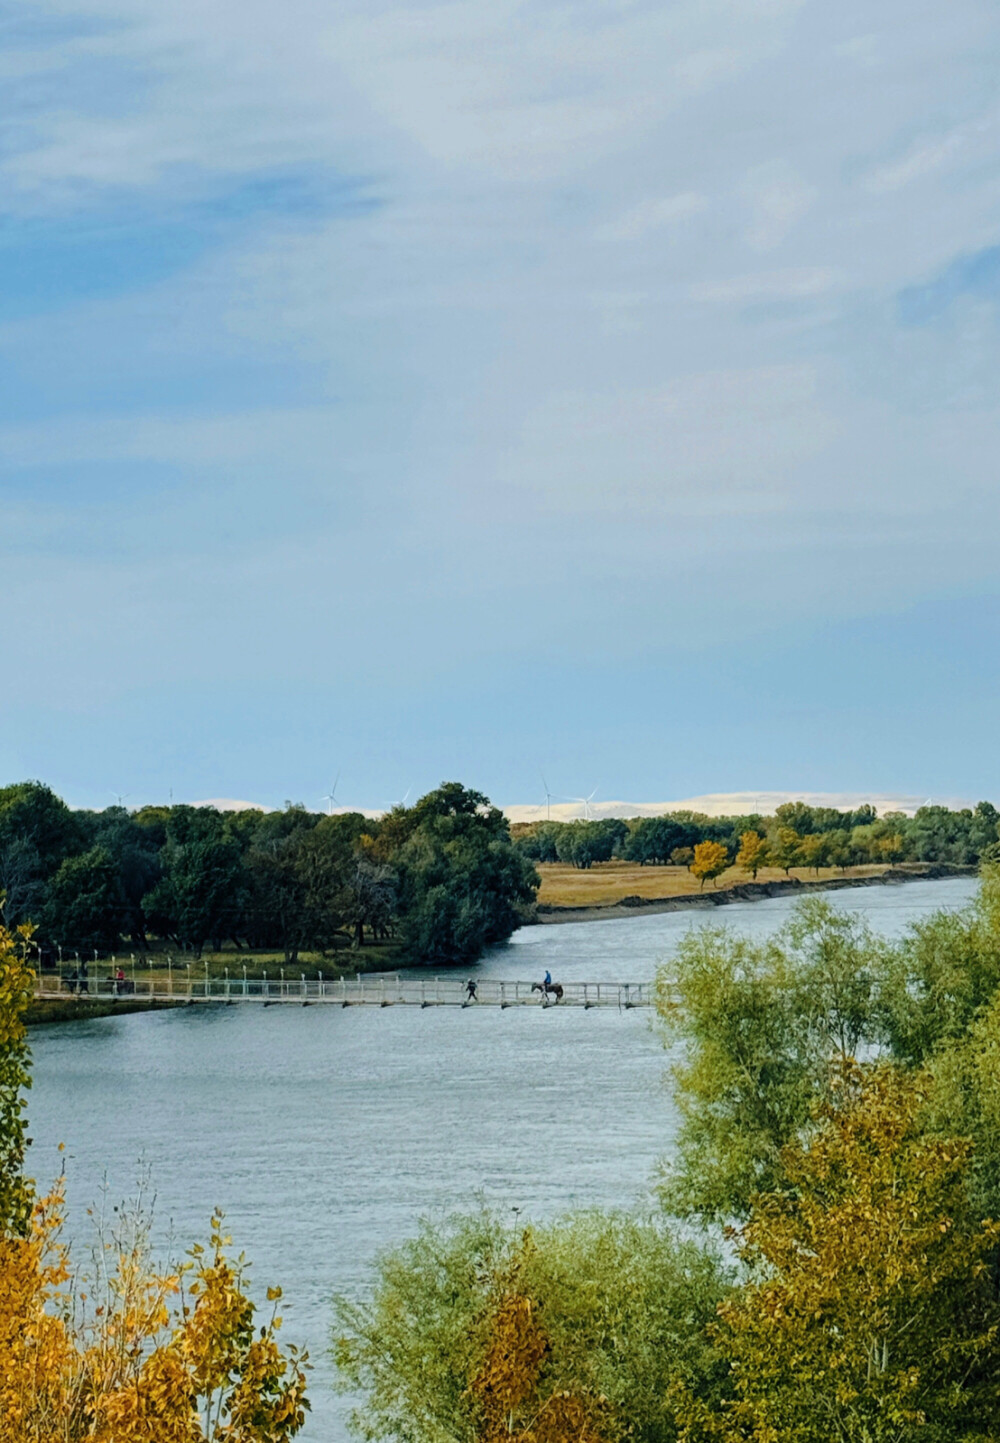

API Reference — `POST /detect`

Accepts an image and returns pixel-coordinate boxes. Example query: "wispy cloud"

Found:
[597,192,707,243]
[690,268,839,303]
[6,0,1000,799]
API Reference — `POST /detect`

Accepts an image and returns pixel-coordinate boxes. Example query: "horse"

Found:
[531,981,563,1003]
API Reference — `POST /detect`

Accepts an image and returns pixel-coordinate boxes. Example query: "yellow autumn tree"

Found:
[469,1251,608,1443]
[0,916,309,1442]
[674,1064,1000,1442]
[690,842,729,890]
[0,909,35,1237]
[734,832,767,879]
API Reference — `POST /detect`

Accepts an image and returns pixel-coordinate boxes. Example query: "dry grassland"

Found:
[535,860,892,909]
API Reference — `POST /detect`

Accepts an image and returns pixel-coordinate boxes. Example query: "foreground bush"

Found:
[335,1210,728,1443]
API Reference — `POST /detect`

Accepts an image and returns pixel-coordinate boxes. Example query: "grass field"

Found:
[36,940,403,994]
[534,860,896,908]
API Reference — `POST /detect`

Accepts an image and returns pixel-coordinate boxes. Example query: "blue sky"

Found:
[3,0,1000,811]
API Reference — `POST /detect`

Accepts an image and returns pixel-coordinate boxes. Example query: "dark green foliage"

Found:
[0,781,83,929]
[905,800,1000,864]
[0,781,535,966]
[86,807,161,946]
[394,784,538,964]
[0,781,82,876]
[142,836,245,956]
[554,820,624,869]
[40,846,128,954]
[624,817,697,865]
[512,824,561,862]
[4,782,997,974]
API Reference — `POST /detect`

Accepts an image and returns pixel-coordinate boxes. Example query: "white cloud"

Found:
[865,134,966,194]
[741,161,815,250]
[597,191,707,242]
[690,268,838,302]
[6,0,1000,698]
[3,0,809,203]
[503,364,837,514]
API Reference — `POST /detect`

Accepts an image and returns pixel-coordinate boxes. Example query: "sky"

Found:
[3,0,1000,812]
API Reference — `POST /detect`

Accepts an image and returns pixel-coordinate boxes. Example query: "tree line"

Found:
[514,798,1000,877]
[0,780,537,965]
[336,868,1000,1443]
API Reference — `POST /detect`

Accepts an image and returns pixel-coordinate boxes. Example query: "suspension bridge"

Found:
[32,974,657,1009]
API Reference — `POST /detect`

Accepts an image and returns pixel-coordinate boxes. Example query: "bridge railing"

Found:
[33,974,657,1007]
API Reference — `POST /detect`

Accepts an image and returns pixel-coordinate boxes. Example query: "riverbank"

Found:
[532,862,977,924]
[26,996,184,1026]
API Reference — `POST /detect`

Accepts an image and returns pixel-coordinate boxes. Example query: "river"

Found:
[28,877,977,1440]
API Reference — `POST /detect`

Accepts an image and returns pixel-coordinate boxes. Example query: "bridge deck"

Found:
[33,976,657,1009]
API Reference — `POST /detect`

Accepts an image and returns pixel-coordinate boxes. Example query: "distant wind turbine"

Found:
[541,774,555,823]
[574,788,598,821]
[111,792,130,809]
[321,773,341,815]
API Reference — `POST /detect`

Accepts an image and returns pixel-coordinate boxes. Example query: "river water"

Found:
[28,878,977,1440]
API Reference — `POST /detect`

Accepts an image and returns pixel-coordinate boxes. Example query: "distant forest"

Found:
[511,799,1000,872]
[1,782,996,963]
[0,781,537,965]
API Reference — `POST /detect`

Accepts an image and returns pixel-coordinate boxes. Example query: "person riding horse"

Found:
[532,971,563,1003]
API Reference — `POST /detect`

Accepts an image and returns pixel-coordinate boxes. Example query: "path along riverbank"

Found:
[532,862,977,925]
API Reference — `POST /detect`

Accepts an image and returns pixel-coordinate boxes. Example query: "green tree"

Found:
[88,807,161,947]
[877,865,1000,1065]
[40,847,127,955]
[393,784,538,965]
[798,831,828,873]
[0,781,81,877]
[513,824,561,863]
[344,851,396,948]
[774,800,822,834]
[143,837,245,956]
[656,898,887,1219]
[554,822,622,869]
[624,818,697,866]
[824,827,853,871]
[766,826,801,875]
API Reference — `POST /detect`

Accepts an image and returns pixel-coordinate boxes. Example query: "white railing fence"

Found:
[33,974,659,1008]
